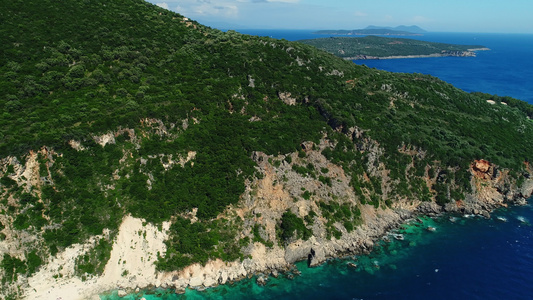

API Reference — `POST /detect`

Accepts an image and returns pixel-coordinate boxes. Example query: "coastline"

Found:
[345,48,490,60]
[19,154,533,300]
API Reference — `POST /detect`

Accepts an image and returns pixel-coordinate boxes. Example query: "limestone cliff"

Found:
[1,126,531,300]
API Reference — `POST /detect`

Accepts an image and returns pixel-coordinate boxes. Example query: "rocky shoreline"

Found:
[346,48,490,60]
[4,142,531,300]
[113,192,532,299]
[27,185,532,299]
[104,158,533,297]
[14,147,533,300]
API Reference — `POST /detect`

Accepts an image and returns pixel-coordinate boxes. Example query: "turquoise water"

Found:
[102,205,533,299]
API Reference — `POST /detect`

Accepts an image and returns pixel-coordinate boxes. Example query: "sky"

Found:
[146,0,533,33]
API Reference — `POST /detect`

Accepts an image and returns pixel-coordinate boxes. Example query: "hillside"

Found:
[1,0,533,299]
[298,36,488,59]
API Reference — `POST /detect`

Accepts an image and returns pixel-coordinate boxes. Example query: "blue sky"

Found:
[146,0,532,33]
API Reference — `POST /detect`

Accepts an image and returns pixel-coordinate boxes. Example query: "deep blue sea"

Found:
[102,31,533,299]
[237,30,533,104]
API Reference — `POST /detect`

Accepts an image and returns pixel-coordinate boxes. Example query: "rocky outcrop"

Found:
[472,159,493,179]
[278,92,297,106]
[463,159,533,215]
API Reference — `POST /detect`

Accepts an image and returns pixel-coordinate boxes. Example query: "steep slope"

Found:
[1,0,533,299]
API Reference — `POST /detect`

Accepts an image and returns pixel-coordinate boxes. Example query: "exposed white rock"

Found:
[23,216,170,300]
[279,92,297,106]
[93,132,116,147]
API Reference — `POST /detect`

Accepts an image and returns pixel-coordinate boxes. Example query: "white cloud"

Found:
[156,2,169,10]
[354,11,367,17]
[174,0,239,18]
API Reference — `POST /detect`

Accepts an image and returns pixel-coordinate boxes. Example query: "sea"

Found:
[101,31,533,299]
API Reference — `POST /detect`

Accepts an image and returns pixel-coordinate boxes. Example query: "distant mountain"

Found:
[365,25,427,34]
[314,28,422,36]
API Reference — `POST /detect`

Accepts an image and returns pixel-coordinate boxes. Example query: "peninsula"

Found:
[298,36,489,60]
[0,1,531,299]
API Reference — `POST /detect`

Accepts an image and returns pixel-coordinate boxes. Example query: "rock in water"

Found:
[256,274,268,286]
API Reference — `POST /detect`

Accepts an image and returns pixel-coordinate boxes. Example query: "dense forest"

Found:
[1,0,532,296]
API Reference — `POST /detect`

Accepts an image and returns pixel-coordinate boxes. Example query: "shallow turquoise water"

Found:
[101,205,533,299]
[102,217,439,299]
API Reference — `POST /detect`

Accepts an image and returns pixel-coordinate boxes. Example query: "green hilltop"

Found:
[1,0,533,296]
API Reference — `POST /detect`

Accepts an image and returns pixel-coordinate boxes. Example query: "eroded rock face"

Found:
[472,159,492,179]
[3,134,532,299]
[467,159,533,214]
[278,92,297,106]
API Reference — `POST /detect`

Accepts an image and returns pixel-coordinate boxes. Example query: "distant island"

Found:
[298,36,490,60]
[315,25,427,36]
[365,25,428,34]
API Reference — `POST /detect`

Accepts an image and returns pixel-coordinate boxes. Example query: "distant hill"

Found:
[314,28,422,36]
[315,25,427,36]
[298,35,488,59]
[365,25,427,34]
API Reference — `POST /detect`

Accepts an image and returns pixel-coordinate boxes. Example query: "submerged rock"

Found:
[256,274,268,286]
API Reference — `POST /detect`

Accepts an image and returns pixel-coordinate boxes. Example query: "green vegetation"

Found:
[472,92,533,119]
[156,217,243,271]
[298,36,486,58]
[0,0,532,288]
[319,201,361,239]
[252,224,274,248]
[278,211,312,243]
[1,251,42,284]
[76,237,114,277]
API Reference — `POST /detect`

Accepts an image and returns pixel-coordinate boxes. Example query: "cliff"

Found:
[1,127,531,300]
[1,1,533,299]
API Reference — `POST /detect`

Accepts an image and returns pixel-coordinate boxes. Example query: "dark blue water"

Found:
[103,205,533,300]
[354,33,533,104]
[103,31,533,299]
[237,30,533,104]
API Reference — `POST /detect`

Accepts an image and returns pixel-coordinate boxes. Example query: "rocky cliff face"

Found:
[1,126,532,299]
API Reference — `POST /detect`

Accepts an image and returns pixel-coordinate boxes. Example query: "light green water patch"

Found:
[345,216,442,275]
[101,215,454,300]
